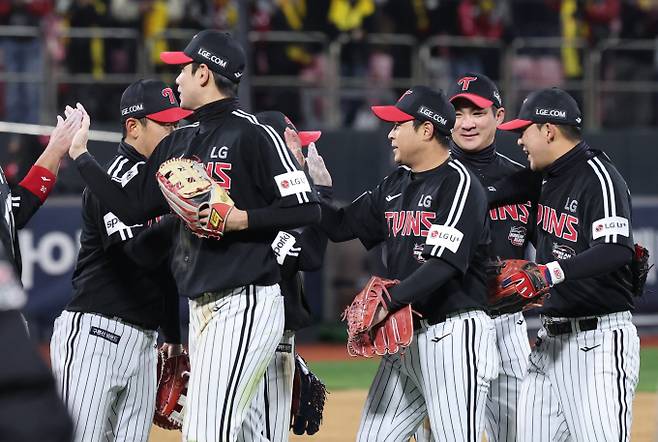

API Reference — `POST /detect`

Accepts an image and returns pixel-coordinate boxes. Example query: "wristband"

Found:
[18,165,56,203]
[545,261,565,285]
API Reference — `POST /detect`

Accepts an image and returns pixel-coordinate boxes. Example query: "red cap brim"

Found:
[147,107,194,123]
[298,131,321,146]
[371,105,415,123]
[498,119,533,132]
[160,51,194,65]
[450,93,493,109]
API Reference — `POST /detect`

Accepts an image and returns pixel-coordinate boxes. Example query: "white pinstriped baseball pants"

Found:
[238,331,296,442]
[485,311,531,442]
[185,284,284,442]
[517,311,639,442]
[358,310,499,442]
[50,311,158,442]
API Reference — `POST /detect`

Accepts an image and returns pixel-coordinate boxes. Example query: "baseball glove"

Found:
[342,276,420,358]
[153,349,190,431]
[156,158,234,239]
[631,243,652,297]
[488,259,550,315]
[290,354,327,435]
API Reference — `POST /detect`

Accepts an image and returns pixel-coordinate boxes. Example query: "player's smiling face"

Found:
[388,120,418,165]
[452,99,504,152]
[518,123,551,170]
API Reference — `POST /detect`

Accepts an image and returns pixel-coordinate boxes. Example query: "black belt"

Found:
[545,318,598,336]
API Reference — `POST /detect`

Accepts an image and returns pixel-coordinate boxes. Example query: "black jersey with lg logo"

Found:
[535,143,634,317]
[75,99,318,297]
[451,143,533,260]
[342,159,490,323]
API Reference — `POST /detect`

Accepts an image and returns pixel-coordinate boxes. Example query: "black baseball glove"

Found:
[290,353,327,435]
[631,243,652,297]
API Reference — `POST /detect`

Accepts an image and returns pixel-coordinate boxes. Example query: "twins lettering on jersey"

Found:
[536,203,579,242]
[385,211,436,237]
[488,203,531,224]
[205,162,232,189]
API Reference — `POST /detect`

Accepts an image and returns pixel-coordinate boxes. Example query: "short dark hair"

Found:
[413,119,451,147]
[122,117,147,139]
[191,62,238,98]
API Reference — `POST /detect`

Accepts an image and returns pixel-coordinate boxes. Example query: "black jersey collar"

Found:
[545,141,589,177]
[117,141,147,162]
[450,141,496,168]
[190,97,239,126]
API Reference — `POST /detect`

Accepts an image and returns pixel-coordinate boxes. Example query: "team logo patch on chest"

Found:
[90,326,121,344]
[413,243,426,264]
[508,226,527,247]
[552,243,576,260]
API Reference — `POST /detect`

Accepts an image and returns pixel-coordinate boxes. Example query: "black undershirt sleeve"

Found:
[112,216,177,270]
[318,202,359,242]
[385,258,459,311]
[247,203,320,231]
[558,243,632,280]
[159,281,181,344]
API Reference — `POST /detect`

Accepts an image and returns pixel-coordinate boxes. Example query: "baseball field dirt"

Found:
[149,391,657,441]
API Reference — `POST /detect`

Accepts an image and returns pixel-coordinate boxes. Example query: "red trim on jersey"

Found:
[19,165,56,203]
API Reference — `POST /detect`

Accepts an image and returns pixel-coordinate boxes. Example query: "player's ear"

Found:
[125,118,139,139]
[544,123,556,143]
[494,106,505,124]
[197,64,211,87]
[423,121,435,141]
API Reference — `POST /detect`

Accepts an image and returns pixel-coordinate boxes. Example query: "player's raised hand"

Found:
[43,106,82,159]
[306,142,332,187]
[69,103,91,160]
[284,127,305,168]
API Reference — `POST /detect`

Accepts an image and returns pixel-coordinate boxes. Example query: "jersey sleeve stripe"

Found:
[232,110,309,204]
[593,156,620,242]
[106,155,124,176]
[495,152,525,168]
[431,160,470,257]
[587,158,615,242]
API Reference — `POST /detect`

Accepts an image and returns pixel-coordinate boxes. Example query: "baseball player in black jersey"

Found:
[320,86,499,441]
[497,88,638,442]
[0,106,83,442]
[49,79,191,442]
[239,111,330,442]
[447,73,533,442]
[67,31,319,442]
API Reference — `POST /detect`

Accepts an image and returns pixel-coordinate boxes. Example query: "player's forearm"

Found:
[160,286,182,345]
[295,225,328,271]
[75,152,156,225]
[385,259,459,311]
[318,202,358,242]
[247,202,320,231]
[552,243,632,281]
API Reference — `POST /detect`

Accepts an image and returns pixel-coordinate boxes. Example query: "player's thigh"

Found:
[555,327,639,442]
[486,371,525,442]
[238,331,295,442]
[517,346,570,442]
[417,312,498,442]
[494,312,531,378]
[185,285,285,442]
[113,333,158,442]
[357,354,426,442]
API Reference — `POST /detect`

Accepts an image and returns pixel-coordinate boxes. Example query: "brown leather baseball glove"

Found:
[153,349,190,431]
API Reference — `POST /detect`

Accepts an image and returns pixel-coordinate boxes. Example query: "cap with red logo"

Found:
[448,72,502,109]
[498,87,582,132]
[120,79,193,123]
[370,85,455,136]
[256,111,321,147]
[160,30,246,84]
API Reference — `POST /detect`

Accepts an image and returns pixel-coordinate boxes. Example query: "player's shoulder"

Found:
[227,109,285,146]
[444,158,486,198]
[581,150,629,191]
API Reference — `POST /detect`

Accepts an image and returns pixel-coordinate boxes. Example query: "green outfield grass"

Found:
[309,347,658,393]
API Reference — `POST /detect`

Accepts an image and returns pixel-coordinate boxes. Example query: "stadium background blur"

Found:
[1,2,658,439]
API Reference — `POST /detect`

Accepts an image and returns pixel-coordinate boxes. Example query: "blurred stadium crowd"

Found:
[1,0,658,192]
